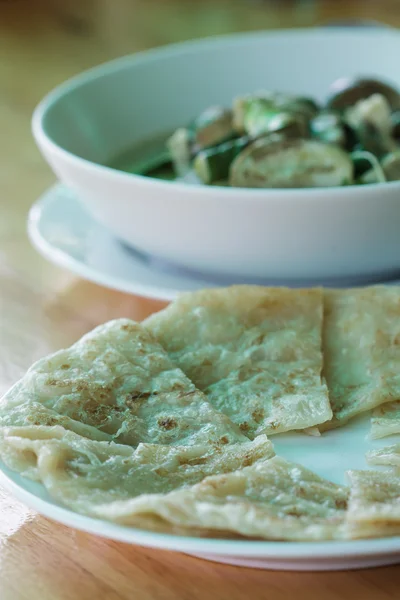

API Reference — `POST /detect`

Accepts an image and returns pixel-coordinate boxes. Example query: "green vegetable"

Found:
[356,121,396,159]
[266,112,309,139]
[194,137,250,184]
[311,113,346,146]
[233,96,309,139]
[165,75,400,188]
[192,106,235,149]
[382,151,400,181]
[327,78,400,111]
[391,111,400,139]
[229,138,354,188]
[351,150,386,184]
[118,149,172,177]
[285,97,319,119]
[166,128,193,177]
[233,96,278,136]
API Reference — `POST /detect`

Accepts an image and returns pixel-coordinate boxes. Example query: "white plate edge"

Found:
[27,185,179,302]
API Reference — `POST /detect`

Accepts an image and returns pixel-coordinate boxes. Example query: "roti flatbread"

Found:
[93,456,348,540]
[371,401,400,439]
[0,319,246,447]
[366,443,400,468]
[0,425,274,515]
[346,469,400,538]
[0,402,114,442]
[322,287,400,430]
[145,286,332,437]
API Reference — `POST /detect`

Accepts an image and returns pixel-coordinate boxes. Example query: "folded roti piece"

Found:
[346,469,400,538]
[370,401,400,439]
[0,319,246,447]
[0,402,114,442]
[117,514,249,539]
[93,456,348,540]
[323,287,400,430]
[366,443,400,468]
[145,286,332,437]
[0,425,274,515]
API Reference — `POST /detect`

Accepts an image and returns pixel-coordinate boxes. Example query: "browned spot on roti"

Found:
[252,408,265,422]
[157,417,178,430]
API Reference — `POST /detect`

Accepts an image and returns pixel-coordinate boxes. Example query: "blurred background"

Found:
[0,0,398,206]
[1,0,400,299]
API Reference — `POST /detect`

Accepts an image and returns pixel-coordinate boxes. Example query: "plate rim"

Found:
[28,184,181,302]
[28,184,400,303]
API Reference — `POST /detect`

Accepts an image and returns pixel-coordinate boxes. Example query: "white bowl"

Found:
[32,28,400,282]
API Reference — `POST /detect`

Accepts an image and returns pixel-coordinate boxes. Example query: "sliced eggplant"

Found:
[193,106,236,149]
[382,151,400,181]
[166,128,193,177]
[346,93,393,136]
[391,111,400,140]
[310,112,347,146]
[194,136,250,184]
[351,150,386,184]
[229,138,354,188]
[233,96,309,139]
[327,77,400,111]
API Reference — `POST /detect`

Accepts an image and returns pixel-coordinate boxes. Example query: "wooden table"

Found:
[1,0,400,597]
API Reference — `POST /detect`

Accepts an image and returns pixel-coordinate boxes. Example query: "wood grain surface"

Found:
[0,0,399,597]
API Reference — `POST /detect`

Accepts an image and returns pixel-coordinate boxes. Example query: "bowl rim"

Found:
[32,26,400,199]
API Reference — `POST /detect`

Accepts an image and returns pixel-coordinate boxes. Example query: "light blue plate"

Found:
[28,184,400,302]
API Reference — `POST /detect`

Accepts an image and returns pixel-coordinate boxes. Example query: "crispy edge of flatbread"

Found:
[346,468,400,539]
[0,425,275,516]
[370,401,400,440]
[366,444,400,468]
[91,456,348,541]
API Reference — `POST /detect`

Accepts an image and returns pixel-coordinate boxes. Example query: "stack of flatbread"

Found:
[0,285,399,541]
